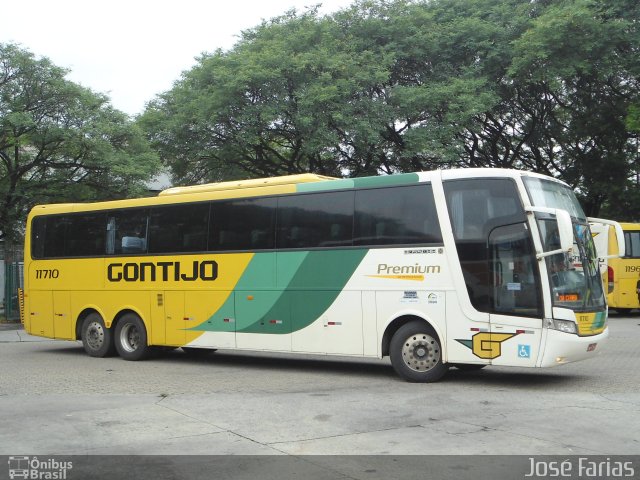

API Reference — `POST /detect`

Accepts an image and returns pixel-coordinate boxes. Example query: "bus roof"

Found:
[26,168,561,218]
[619,222,640,230]
[159,173,336,196]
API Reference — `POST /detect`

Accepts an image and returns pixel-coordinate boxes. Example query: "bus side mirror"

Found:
[525,206,574,259]
[588,217,625,259]
[555,209,574,253]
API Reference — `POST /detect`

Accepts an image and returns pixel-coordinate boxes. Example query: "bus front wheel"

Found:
[81,313,115,358]
[390,321,448,382]
[114,313,151,361]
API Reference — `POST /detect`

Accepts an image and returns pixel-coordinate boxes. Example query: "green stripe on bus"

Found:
[192,249,367,334]
[237,249,367,334]
[296,179,354,193]
[190,252,307,332]
[352,173,420,189]
[296,173,421,194]
[592,311,606,330]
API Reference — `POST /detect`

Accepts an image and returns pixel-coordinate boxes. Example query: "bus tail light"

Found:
[607,266,614,293]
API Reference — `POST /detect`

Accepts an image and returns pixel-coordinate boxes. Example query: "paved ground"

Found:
[0,314,639,457]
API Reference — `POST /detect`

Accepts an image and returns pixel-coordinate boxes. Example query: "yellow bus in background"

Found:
[590,222,640,314]
[22,169,617,382]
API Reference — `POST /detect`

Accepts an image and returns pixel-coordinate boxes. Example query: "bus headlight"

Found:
[550,319,577,334]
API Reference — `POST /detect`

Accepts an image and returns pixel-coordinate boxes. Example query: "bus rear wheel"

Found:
[114,313,151,361]
[81,313,115,358]
[390,321,448,382]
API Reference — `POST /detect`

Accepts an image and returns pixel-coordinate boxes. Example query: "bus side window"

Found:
[148,203,209,254]
[210,197,276,251]
[107,209,148,255]
[354,184,442,246]
[625,231,640,258]
[276,191,353,249]
[30,217,47,259]
[64,214,106,257]
[106,217,116,255]
[251,229,268,248]
[122,236,146,253]
[326,223,345,246]
[32,214,106,259]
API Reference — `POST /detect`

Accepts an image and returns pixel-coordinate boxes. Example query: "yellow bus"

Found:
[590,221,640,314]
[22,169,616,382]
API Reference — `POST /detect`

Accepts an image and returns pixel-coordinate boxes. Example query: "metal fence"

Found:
[1,242,24,321]
[4,261,24,320]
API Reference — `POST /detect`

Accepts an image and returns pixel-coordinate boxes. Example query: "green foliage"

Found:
[503,0,640,217]
[0,43,160,241]
[140,0,640,218]
[627,105,640,133]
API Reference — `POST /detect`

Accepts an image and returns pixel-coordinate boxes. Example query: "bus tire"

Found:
[81,313,115,358]
[390,320,448,382]
[114,313,151,361]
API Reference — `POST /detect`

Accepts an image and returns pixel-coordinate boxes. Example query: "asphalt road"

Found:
[0,313,639,457]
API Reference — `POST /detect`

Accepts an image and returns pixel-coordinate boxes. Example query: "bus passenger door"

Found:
[488,222,543,367]
[52,291,73,340]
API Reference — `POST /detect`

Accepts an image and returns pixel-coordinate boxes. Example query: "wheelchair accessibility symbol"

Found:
[518,344,531,358]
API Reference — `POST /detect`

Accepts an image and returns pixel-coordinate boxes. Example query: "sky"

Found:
[2,0,356,116]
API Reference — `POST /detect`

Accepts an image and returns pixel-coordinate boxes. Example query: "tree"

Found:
[492,0,640,217]
[627,105,640,132]
[140,1,503,183]
[140,0,640,217]
[140,7,382,183]
[0,43,160,242]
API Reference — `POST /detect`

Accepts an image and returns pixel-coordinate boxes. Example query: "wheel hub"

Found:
[402,333,440,372]
[120,324,140,353]
[86,322,104,350]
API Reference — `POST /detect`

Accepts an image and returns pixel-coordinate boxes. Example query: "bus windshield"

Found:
[523,177,605,311]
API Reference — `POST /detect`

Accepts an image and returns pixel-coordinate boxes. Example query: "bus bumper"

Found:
[538,327,609,367]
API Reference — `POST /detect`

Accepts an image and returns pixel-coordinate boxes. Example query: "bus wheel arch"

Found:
[113,310,151,361]
[381,314,444,357]
[383,315,448,383]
